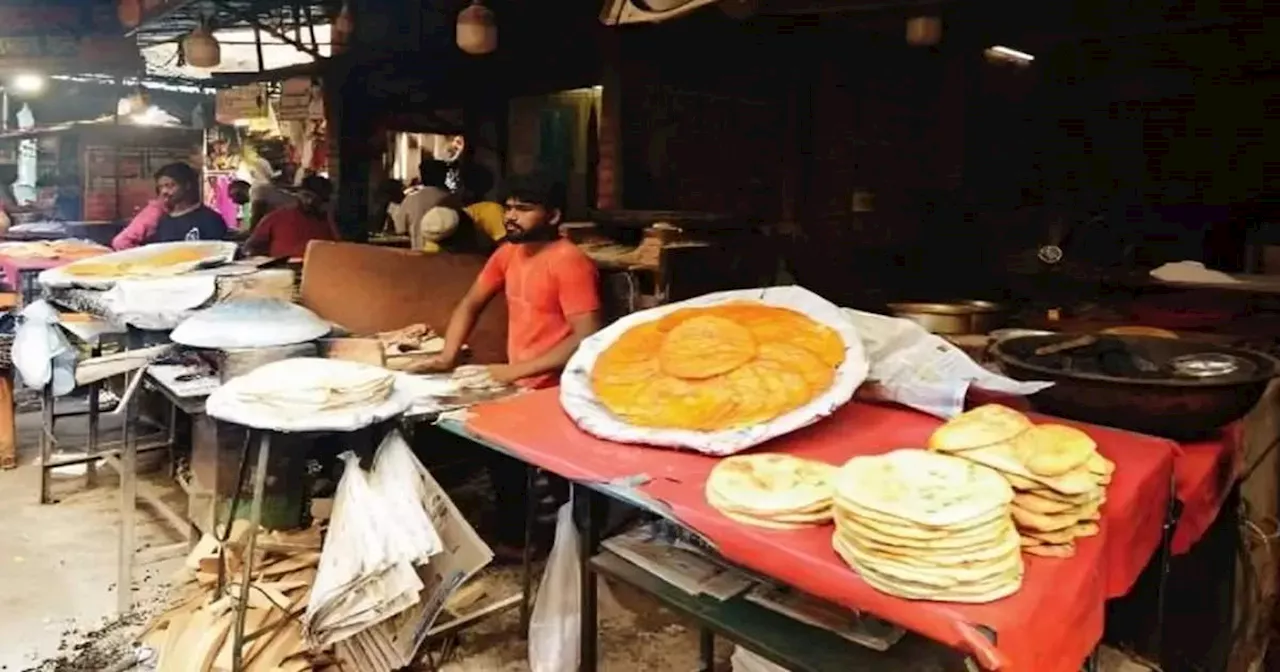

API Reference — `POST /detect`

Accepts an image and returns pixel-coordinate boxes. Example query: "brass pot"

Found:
[886,300,1008,335]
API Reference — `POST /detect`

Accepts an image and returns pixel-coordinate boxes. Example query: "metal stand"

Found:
[230,432,272,672]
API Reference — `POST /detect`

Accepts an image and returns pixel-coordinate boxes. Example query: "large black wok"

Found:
[990,334,1279,440]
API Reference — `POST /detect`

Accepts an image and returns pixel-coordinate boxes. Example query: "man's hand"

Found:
[484,364,521,385]
[404,355,454,374]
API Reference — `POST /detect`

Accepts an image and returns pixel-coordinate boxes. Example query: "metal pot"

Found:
[886,300,1008,335]
[990,334,1280,440]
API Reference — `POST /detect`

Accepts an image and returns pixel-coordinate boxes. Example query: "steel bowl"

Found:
[886,300,1007,335]
[990,334,1280,440]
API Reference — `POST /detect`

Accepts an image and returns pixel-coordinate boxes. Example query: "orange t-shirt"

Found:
[477,240,601,388]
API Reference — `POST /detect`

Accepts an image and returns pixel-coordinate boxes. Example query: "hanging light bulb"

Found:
[456,0,497,55]
[183,18,221,68]
[906,16,942,46]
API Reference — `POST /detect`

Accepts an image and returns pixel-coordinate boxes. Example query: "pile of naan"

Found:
[706,453,836,529]
[832,450,1024,603]
[590,302,846,431]
[232,358,395,416]
[929,405,1114,558]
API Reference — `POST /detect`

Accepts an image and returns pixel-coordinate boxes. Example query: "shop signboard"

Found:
[278,77,324,122]
[0,0,141,75]
[215,84,268,125]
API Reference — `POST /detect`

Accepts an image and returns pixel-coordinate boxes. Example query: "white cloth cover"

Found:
[558,286,869,456]
[171,298,330,349]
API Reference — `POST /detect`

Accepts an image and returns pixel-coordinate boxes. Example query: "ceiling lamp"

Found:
[183,18,221,68]
[456,0,497,55]
[906,16,942,47]
[118,0,143,29]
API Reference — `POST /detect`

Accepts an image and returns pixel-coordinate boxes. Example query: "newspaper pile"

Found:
[305,431,493,670]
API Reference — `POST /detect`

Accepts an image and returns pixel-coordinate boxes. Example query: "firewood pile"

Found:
[139,523,336,671]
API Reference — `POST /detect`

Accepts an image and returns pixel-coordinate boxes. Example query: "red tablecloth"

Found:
[1171,423,1243,554]
[0,254,67,291]
[465,390,1178,671]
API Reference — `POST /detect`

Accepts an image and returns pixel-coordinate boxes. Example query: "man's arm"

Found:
[489,311,602,383]
[242,215,273,255]
[248,200,271,229]
[407,279,503,373]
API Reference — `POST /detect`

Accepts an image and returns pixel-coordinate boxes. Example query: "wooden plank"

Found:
[154,612,191,671]
[192,611,235,672]
[256,552,320,578]
[0,369,15,470]
[318,338,385,366]
[212,608,269,672]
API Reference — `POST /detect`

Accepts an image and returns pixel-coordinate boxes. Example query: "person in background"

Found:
[368,178,405,235]
[0,165,23,232]
[53,174,82,222]
[111,196,165,250]
[396,159,455,248]
[410,171,600,557]
[147,162,229,243]
[459,163,506,244]
[243,175,338,258]
[247,177,298,229]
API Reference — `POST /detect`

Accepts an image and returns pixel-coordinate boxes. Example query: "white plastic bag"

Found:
[528,502,626,672]
[369,430,443,563]
[13,300,76,395]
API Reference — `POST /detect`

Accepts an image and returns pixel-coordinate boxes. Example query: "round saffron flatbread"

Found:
[659,315,758,379]
[588,301,847,432]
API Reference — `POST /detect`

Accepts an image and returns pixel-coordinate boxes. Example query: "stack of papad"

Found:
[232,358,396,415]
[831,449,1024,603]
[705,453,836,529]
[929,405,1115,558]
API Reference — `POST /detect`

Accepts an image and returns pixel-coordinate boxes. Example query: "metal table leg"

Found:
[698,628,715,671]
[231,431,273,672]
[38,382,54,503]
[520,464,537,636]
[85,344,101,488]
[117,371,138,614]
[573,483,603,672]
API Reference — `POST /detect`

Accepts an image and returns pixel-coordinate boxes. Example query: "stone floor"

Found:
[0,410,1153,672]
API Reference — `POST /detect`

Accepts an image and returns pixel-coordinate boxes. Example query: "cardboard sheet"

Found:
[465,390,1179,671]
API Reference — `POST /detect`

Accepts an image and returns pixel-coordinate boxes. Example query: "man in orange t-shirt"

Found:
[413,171,600,557]
[415,171,601,387]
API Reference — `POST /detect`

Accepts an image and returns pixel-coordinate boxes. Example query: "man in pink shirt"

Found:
[113,180,251,249]
[111,199,165,250]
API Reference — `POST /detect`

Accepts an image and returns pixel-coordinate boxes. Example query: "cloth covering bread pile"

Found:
[928,405,1114,558]
[830,449,1024,603]
[704,453,836,529]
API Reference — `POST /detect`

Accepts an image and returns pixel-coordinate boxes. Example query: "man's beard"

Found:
[502,224,559,244]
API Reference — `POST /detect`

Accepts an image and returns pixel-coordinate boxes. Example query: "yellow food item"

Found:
[590,302,846,431]
[659,315,758,379]
[63,246,220,278]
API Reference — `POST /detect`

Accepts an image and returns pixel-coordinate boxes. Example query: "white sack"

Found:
[843,308,1053,419]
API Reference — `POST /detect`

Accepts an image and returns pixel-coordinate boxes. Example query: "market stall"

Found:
[25,261,1264,671]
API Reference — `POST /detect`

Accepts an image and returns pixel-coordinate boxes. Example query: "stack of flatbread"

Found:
[929,405,1115,558]
[705,453,835,529]
[233,358,396,415]
[831,449,1024,603]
